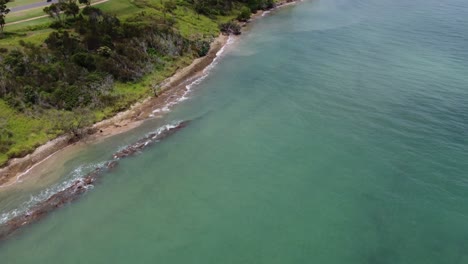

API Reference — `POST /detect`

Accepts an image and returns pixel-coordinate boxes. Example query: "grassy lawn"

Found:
[6,7,46,24]
[7,0,45,8]
[98,0,142,16]
[3,0,230,35]
[0,100,59,166]
[0,30,51,51]
[5,0,117,25]
[173,8,221,38]
[1,0,126,43]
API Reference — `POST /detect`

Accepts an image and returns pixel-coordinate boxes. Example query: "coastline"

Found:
[0,0,300,188]
[0,0,301,241]
[0,34,229,187]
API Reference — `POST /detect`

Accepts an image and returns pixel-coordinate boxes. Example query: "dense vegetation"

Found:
[0,0,280,166]
[1,7,199,111]
[0,0,11,34]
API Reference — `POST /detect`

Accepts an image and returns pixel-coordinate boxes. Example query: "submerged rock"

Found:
[0,120,190,242]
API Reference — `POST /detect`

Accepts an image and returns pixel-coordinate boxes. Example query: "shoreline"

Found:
[0,0,300,188]
[0,34,229,188]
[0,0,300,241]
[0,120,191,240]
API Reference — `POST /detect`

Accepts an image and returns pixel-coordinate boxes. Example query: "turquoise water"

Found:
[1,0,468,262]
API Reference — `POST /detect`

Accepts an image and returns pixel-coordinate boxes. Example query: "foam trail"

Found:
[152,35,235,115]
[0,162,103,225]
[0,120,190,239]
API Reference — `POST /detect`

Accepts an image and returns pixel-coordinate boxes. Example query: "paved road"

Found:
[9,0,58,13]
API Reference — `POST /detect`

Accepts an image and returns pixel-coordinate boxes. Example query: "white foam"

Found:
[152,106,171,114]
[148,121,182,140]
[151,35,235,115]
[0,162,105,225]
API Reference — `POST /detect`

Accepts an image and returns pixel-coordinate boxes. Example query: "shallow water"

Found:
[1,0,468,262]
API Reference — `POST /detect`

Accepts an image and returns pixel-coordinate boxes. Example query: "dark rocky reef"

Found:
[0,120,190,241]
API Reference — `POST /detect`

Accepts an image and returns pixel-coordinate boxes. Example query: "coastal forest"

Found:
[0,0,277,166]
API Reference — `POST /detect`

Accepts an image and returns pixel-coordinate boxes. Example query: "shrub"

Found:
[219,21,241,35]
[237,6,251,22]
[194,40,210,57]
[72,52,97,71]
[97,46,112,57]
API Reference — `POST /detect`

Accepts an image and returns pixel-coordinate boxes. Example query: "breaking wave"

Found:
[0,162,103,225]
[0,120,186,227]
[151,36,235,115]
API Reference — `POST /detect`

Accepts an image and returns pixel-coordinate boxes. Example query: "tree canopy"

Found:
[0,0,11,35]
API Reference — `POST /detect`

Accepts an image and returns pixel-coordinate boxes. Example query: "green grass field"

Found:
[7,0,44,8]
[5,0,119,26]
[1,0,228,50]
[0,100,57,165]
[6,7,46,24]
[1,0,140,49]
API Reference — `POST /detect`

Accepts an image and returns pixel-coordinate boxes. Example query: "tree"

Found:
[81,6,103,18]
[71,108,94,139]
[193,0,206,17]
[45,31,82,58]
[44,3,63,23]
[78,0,90,6]
[0,0,11,35]
[64,1,79,18]
[237,6,251,21]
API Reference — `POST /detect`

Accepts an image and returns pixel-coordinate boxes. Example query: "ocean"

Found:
[1,0,468,262]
